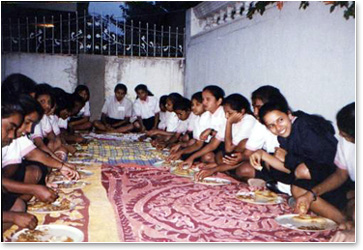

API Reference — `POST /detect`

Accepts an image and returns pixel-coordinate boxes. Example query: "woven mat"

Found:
[101,164,337,242]
[75,140,167,166]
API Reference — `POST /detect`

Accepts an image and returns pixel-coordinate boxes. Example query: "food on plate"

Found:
[297,226,324,231]
[236,193,254,201]
[15,229,74,242]
[292,214,327,224]
[28,198,72,212]
[254,190,278,202]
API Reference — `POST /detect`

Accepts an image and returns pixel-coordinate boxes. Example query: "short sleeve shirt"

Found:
[199,106,227,142]
[2,136,36,168]
[77,101,91,117]
[31,115,52,139]
[165,111,179,132]
[133,96,160,119]
[48,115,61,136]
[229,114,257,146]
[102,96,133,120]
[158,111,167,130]
[175,114,193,134]
[245,121,279,153]
[58,117,69,129]
[334,135,355,181]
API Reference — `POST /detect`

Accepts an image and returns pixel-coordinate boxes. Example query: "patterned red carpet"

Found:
[101,164,336,242]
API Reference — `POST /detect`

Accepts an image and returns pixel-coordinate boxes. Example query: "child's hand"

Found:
[200,129,212,141]
[249,150,264,171]
[195,168,216,182]
[329,229,355,242]
[274,147,287,163]
[179,158,194,169]
[223,152,243,165]
[13,212,38,229]
[169,151,182,161]
[170,144,181,154]
[227,113,243,124]
[60,166,80,180]
[33,185,58,203]
[294,192,314,215]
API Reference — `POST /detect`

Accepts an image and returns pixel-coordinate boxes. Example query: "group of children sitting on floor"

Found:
[1,73,355,242]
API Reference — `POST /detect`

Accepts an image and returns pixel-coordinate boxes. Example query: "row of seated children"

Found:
[1,74,81,232]
[139,84,354,241]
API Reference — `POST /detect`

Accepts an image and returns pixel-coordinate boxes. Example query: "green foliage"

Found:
[247,1,355,20]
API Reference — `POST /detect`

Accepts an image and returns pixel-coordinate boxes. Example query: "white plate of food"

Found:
[275,214,338,232]
[68,161,92,166]
[28,197,75,213]
[78,169,94,178]
[154,160,183,168]
[194,177,232,186]
[52,180,90,190]
[236,190,284,205]
[11,225,84,242]
[170,166,196,178]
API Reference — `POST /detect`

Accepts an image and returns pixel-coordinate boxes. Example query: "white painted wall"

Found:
[1,53,78,93]
[104,56,185,101]
[185,2,355,123]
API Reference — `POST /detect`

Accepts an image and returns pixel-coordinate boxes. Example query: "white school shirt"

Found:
[48,115,61,136]
[2,136,36,168]
[165,111,179,132]
[158,111,167,130]
[133,96,160,119]
[31,115,52,139]
[199,106,227,142]
[175,114,193,134]
[334,135,355,182]
[58,117,69,129]
[102,96,133,120]
[224,114,257,146]
[77,101,91,117]
[245,121,279,153]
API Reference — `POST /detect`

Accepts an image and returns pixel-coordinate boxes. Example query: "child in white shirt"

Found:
[133,84,160,132]
[195,94,256,180]
[94,83,134,133]
[69,85,93,131]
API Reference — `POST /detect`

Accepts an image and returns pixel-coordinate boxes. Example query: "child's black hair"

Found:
[251,85,288,106]
[258,101,290,125]
[18,94,44,118]
[115,83,127,93]
[337,102,355,139]
[223,94,253,115]
[74,85,90,101]
[203,85,225,101]
[2,73,37,96]
[35,83,55,108]
[51,87,73,115]
[191,91,203,103]
[173,97,191,112]
[134,84,154,97]
[159,95,168,106]
[167,92,183,106]
[1,93,24,119]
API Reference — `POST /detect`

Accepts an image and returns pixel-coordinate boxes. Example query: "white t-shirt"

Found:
[158,111,167,130]
[31,115,52,139]
[133,96,160,119]
[58,117,68,129]
[226,114,257,146]
[48,115,61,136]
[102,96,133,120]
[175,114,193,134]
[334,135,355,182]
[189,114,203,140]
[245,121,279,153]
[77,101,91,117]
[2,136,36,168]
[199,106,227,142]
[165,111,179,132]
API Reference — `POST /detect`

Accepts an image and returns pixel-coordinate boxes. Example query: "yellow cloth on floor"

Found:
[84,163,119,242]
